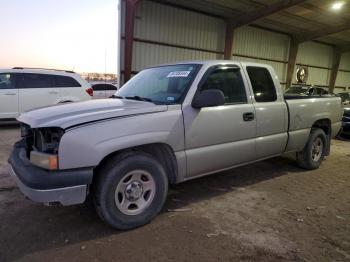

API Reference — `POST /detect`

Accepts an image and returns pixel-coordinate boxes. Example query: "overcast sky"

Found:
[0,0,119,74]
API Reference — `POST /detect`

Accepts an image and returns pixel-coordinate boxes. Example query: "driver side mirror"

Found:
[192,89,225,108]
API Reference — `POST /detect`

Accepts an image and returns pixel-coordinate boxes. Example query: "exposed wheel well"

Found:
[94,143,178,184]
[312,118,331,155]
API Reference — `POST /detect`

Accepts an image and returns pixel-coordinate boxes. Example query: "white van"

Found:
[0,68,92,119]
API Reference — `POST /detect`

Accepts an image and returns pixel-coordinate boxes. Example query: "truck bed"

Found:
[284,95,342,153]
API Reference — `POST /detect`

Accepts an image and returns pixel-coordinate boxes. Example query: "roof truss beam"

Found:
[231,0,306,28]
[338,45,350,53]
[297,22,350,43]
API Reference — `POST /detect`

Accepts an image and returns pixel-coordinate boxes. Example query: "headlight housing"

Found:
[20,125,64,170]
[30,151,58,170]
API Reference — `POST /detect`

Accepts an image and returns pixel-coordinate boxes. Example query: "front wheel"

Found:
[94,152,168,230]
[296,128,327,170]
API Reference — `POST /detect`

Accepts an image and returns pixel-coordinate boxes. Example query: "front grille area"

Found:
[20,124,34,158]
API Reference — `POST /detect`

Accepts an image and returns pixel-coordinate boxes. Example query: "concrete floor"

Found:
[0,124,349,262]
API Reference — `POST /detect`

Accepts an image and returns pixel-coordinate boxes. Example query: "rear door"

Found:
[18,73,60,113]
[0,73,18,118]
[54,75,84,100]
[244,66,288,159]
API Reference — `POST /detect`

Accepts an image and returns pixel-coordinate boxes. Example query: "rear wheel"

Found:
[296,128,327,170]
[94,152,168,230]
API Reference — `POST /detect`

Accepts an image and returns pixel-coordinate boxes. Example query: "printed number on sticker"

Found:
[167,71,191,78]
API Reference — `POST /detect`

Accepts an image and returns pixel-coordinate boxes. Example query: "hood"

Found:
[18,99,167,129]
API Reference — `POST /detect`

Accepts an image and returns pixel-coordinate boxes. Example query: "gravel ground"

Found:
[0,124,349,262]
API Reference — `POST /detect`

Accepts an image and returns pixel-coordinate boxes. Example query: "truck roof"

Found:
[148,60,272,69]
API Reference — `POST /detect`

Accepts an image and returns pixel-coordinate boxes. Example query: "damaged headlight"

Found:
[21,126,64,170]
[33,127,64,155]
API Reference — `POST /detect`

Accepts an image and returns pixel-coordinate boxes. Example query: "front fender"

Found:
[58,109,184,169]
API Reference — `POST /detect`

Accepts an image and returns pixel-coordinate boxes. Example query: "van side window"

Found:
[0,73,15,89]
[54,76,81,87]
[201,67,247,104]
[18,74,54,89]
[246,67,277,102]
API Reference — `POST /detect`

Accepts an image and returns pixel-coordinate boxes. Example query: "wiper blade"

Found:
[125,96,153,102]
[110,95,124,99]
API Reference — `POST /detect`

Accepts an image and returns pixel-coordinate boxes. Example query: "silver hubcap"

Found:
[115,170,156,215]
[311,137,323,162]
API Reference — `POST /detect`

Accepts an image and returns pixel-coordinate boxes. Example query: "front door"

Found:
[183,65,257,178]
[0,73,19,119]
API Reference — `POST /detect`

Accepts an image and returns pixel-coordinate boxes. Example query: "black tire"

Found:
[296,128,327,170]
[94,152,168,230]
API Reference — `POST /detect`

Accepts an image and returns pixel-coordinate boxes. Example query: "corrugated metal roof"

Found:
[156,0,350,48]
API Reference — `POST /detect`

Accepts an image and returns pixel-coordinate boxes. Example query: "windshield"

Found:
[285,86,308,94]
[116,64,202,104]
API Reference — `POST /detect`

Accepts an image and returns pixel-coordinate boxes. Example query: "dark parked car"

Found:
[91,83,117,98]
[336,91,350,105]
[339,106,350,136]
[285,85,329,96]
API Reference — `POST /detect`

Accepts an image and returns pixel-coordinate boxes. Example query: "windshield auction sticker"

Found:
[167,71,191,78]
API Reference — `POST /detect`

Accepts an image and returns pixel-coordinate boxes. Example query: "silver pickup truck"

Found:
[9,61,342,229]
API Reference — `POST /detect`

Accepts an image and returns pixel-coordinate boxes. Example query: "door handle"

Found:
[49,91,59,94]
[243,112,254,121]
[4,92,16,96]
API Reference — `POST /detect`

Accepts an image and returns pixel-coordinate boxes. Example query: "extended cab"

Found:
[9,61,342,229]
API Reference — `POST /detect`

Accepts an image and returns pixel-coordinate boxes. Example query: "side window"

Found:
[18,74,53,89]
[54,75,81,87]
[92,84,105,91]
[246,67,277,102]
[201,67,247,104]
[105,84,117,91]
[92,84,117,91]
[0,73,15,89]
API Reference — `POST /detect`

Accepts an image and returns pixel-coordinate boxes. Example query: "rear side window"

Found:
[0,73,15,89]
[92,84,117,91]
[246,67,277,102]
[201,67,247,104]
[104,84,117,91]
[18,73,54,89]
[54,75,81,87]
